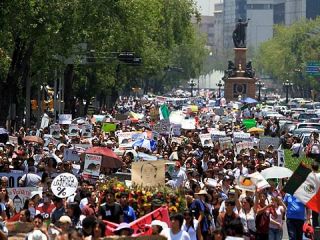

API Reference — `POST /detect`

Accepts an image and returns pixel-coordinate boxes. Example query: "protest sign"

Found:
[102,123,117,133]
[233,132,251,143]
[181,118,195,130]
[242,119,257,130]
[0,171,24,188]
[152,119,171,134]
[68,124,79,137]
[83,154,102,179]
[259,137,280,150]
[236,141,254,154]
[219,137,232,150]
[150,107,160,121]
[49,124,61,139]
[170,124,181,137]
[64,148,80,161]
[278,148,285,167]
[236,173,270,192]
[9,136,18,145]
[59,114,72,124]
[118,132,133,148]
[40,114,50,129]
[8,187,41,214]
[51,173,78,198]
[132,132,146,141]
[74,144,91,150]
[132,160,165,187]
[115,114,128,121]
[92,115,106,122]
[210,129,226,140]
[81,124,92,138]
[171,137,183,145]
[199,133,213,147]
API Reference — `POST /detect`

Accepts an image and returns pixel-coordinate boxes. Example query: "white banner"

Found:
[233,132,251,143]
[118,132,133,148]
[236,141,254,154]
[49,124,61,139]
[8,187,42,214]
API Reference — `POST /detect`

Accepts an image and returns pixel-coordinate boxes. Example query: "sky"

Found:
[195,0,222,16]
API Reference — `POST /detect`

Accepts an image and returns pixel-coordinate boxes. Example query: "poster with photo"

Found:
[50,124,61,139]
[83,154,102,178]
[118,132,133,148]
[81,124,92,138]
[199,133,213,147]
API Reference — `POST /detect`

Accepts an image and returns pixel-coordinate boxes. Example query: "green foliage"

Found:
[284,149,313,172]
[255,18,320,94]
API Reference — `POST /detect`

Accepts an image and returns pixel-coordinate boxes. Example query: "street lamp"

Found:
[216,80,224,98]
[189,80,196,97]
[283,79,293,104]
[256,79,264,101]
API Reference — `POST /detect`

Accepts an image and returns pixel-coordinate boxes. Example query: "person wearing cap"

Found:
[113,222,133,237]
[190,189,212,240]
[149,219,168,236]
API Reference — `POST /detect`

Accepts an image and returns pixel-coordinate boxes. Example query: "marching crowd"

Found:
[0,96,317,240]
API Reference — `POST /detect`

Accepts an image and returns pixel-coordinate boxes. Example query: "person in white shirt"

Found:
[167,161,187,188]
[163,213,190,240]
[182,210,198,240]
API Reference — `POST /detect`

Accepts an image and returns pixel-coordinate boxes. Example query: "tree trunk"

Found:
[64,64,74,114]
[0,37,34,127]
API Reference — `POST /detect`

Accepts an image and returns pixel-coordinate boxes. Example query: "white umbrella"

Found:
[261,166,293,179]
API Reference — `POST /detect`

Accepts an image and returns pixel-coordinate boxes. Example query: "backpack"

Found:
[255,211,270,234]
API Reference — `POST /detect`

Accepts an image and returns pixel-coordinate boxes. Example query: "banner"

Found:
[83,154,102,178]
[171,137,183,145]
[0,171,24,188]
[118,132,133,148]
[103,206,170,237]
[233,132,251,143]
[132,160,165,187]
[8,136,18,145]
[8,187,41,214]
[102,123,117,133]
[59,114,72,125]
[199,133,213,147]
[81,124,92,138]
[259,137,280,150]
[49,124,61,139]
[64,148,80,161]
[132,132,146,141]
[181,118,195,130]
[68,124,79,137]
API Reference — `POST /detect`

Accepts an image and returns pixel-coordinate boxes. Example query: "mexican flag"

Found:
[159,104,170,120]
[283,163,320,213]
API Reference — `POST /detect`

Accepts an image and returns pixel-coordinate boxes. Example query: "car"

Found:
[296,123,320,131]
[292,128,320,136]
[297,113,319,122]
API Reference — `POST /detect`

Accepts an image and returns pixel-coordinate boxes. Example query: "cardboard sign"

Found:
[59,114,72,124]
[233,132,251,143]
[219,137,232,150]
[150,107,160,121]
[259,137,280,150]
[64,148,80,161]
[0,171,24,188]
[236,141,254,154]
[68,124,79,137]
[8,187,41,214]
[278,149,285,167]
[152,119,171,134]
[131,160,165,186]
[51,173,78,198]
[118,132,133,148]
[81,124,92,138]
[83,154,102,178]
[199,133,213,147]
[170,124,181,137]
[102,123,117,133]
[49,124,61,139]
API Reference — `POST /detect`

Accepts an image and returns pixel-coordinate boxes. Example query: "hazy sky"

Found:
[196,0,223,16]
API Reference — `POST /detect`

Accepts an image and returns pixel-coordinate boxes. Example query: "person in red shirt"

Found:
[36,193,55,224]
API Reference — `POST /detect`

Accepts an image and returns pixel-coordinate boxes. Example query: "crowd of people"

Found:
[0,96,317,240]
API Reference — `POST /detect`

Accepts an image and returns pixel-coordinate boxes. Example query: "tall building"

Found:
[213,3,224,55]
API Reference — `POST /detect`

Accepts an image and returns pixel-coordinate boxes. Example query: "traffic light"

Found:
[31,100,38,110]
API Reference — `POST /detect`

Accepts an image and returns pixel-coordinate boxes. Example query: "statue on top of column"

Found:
[233,18,250,48]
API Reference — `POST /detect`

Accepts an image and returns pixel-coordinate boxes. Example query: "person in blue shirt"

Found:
[120,192,136,223]
[283,193,311,240]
